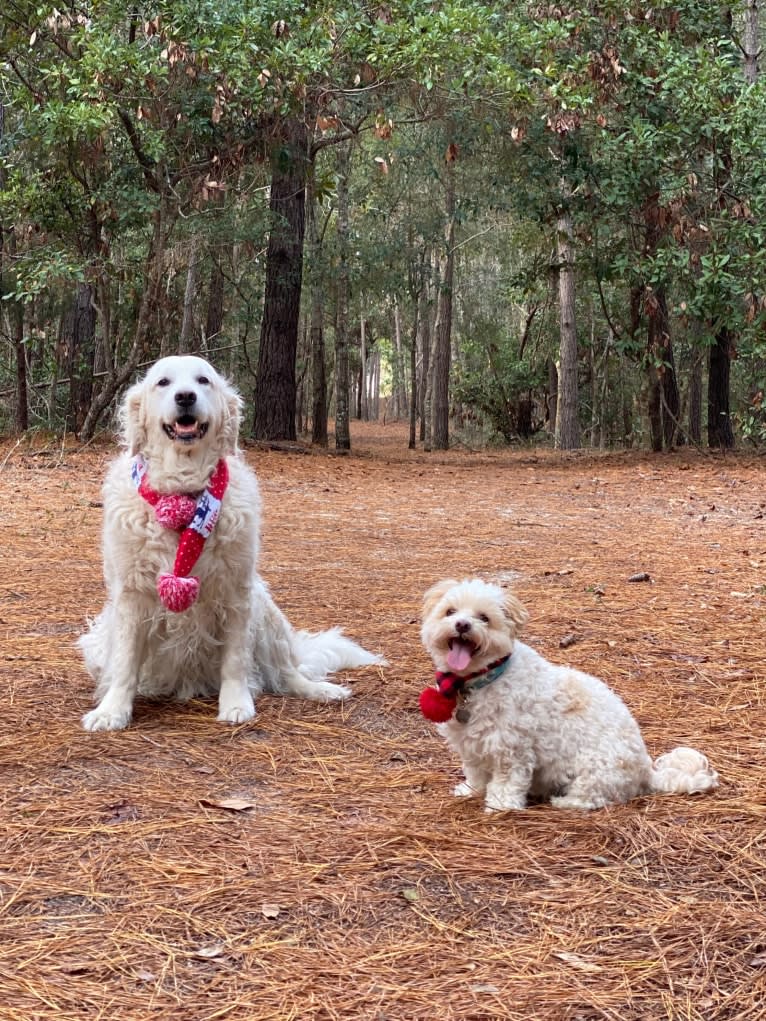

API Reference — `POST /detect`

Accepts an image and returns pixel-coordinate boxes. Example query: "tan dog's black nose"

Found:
[456,620,472,635]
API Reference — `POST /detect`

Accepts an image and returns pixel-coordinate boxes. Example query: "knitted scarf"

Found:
[131,454,229,612]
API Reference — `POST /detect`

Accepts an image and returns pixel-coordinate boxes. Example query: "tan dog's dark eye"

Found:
[479,613,490,624]
[157,377,170,387]
[445,607,456,617]
[197,375,211,385]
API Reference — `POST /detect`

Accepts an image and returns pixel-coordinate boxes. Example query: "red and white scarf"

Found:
[131,454,229,612]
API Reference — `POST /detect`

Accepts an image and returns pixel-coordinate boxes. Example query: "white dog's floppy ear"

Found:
[500,588,529,633]
[221,377,243,455]
[119,379,147,455]
[422,579,458,620]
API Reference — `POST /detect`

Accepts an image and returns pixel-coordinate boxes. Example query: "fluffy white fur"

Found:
[80,355,382,732]
[421,578,718,812]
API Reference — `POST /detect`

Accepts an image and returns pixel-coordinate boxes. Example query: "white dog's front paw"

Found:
[484,794,526,813]
[217,693,256,724]
[82,706,132,732]
[454,782,478,798]
[309,681,352,702]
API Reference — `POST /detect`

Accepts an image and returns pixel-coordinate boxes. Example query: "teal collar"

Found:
[465,653,511,693]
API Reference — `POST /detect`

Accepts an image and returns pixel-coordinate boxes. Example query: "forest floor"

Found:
[2,421,766,1021]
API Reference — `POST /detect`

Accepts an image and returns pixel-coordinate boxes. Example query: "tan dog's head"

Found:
[421,578,528,675]
[121,355,243,461]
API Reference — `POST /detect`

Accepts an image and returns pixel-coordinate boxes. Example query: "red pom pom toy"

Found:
[419,686,458,723]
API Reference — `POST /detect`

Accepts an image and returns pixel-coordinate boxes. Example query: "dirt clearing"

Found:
[1,424,765,1020]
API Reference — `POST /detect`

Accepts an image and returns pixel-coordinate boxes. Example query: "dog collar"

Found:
[463,654,512,692]
[419,654,512,723]
[131,454,229,612]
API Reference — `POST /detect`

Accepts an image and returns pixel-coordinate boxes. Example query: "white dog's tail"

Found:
[649,747,719,795]
[253,579,384,701]
[294,626,385,679]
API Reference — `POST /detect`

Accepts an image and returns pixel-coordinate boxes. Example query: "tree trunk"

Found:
[306,169,327,447]
[408,299,420,449]
[334,142,351,451]
[708,327,735,448]
[743,0,760,84]
[419,282,432,443]
[688,344,703,445]
[180,240,200,352]
[432,161,456,451]
[12,300,28,432]
[360,316,368,421]
[63,282,97,434]
[252,118,309,441]
[555,203,580,449]
[205,259,225,350]
[547,359,558,437]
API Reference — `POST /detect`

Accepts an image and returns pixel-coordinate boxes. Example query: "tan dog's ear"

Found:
[422,579,458,620]
[221,377,243,455]
[120,379,147,455]
[500,588,529,633]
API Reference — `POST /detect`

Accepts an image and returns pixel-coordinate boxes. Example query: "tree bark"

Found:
[419,280,432,443]
[334,142,351,451]
[555,202,580,450]
[688,344,703,445]
[743,0,760,84]
[180,240,200,352]
[63,282,97,434]
[708,327,735,448]
[306,169,327,447]
[431,160,456,451]
[252,118,309,441]
[360,316,368,421]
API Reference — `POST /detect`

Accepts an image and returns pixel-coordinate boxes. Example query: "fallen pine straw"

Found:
[1,424,766,1020]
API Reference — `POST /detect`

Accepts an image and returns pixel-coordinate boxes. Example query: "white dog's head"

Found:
[421,578,529,675]
[121,355,243,462]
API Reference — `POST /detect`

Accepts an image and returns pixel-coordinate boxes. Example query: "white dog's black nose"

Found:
[455,620,472,634]
[175,390,197,410]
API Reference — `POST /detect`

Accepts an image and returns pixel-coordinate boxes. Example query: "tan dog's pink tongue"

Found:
[447,641,473,672]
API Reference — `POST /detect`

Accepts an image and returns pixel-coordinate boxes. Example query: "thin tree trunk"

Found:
[708,327,735,448]
[205,260,225,350]
[180,241,200,353]
[555,200,580,450]
[360,316,368,421]
[253,118,309,441]
[432,161,456,451]
[334,142,351,451]
[63,282,97,435]
[743,0,760,84]
[306,170,327,447]
[408,300,420,449]
[419,284,432,442]
[688,343,703,445]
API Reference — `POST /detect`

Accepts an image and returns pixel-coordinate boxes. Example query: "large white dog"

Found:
[420,578,718,812]
[80,355,382,732]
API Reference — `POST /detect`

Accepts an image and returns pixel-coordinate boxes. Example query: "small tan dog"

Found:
[420,578,718,812]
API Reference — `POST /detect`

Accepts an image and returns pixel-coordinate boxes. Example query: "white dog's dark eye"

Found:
[445,607,456,617]
[479,613,490,624]
[157,377,170,387]
[197,375,210,385]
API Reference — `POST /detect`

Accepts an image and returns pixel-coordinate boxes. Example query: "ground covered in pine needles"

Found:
[1,423,765,1021]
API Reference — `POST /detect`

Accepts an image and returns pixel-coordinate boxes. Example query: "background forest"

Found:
[2,0,766,452]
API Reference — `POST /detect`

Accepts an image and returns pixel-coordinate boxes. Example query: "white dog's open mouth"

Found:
[447,636,477,672]
[163,417,209,444]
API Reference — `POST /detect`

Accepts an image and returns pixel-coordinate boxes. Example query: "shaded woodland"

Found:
[3,2,766,451]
